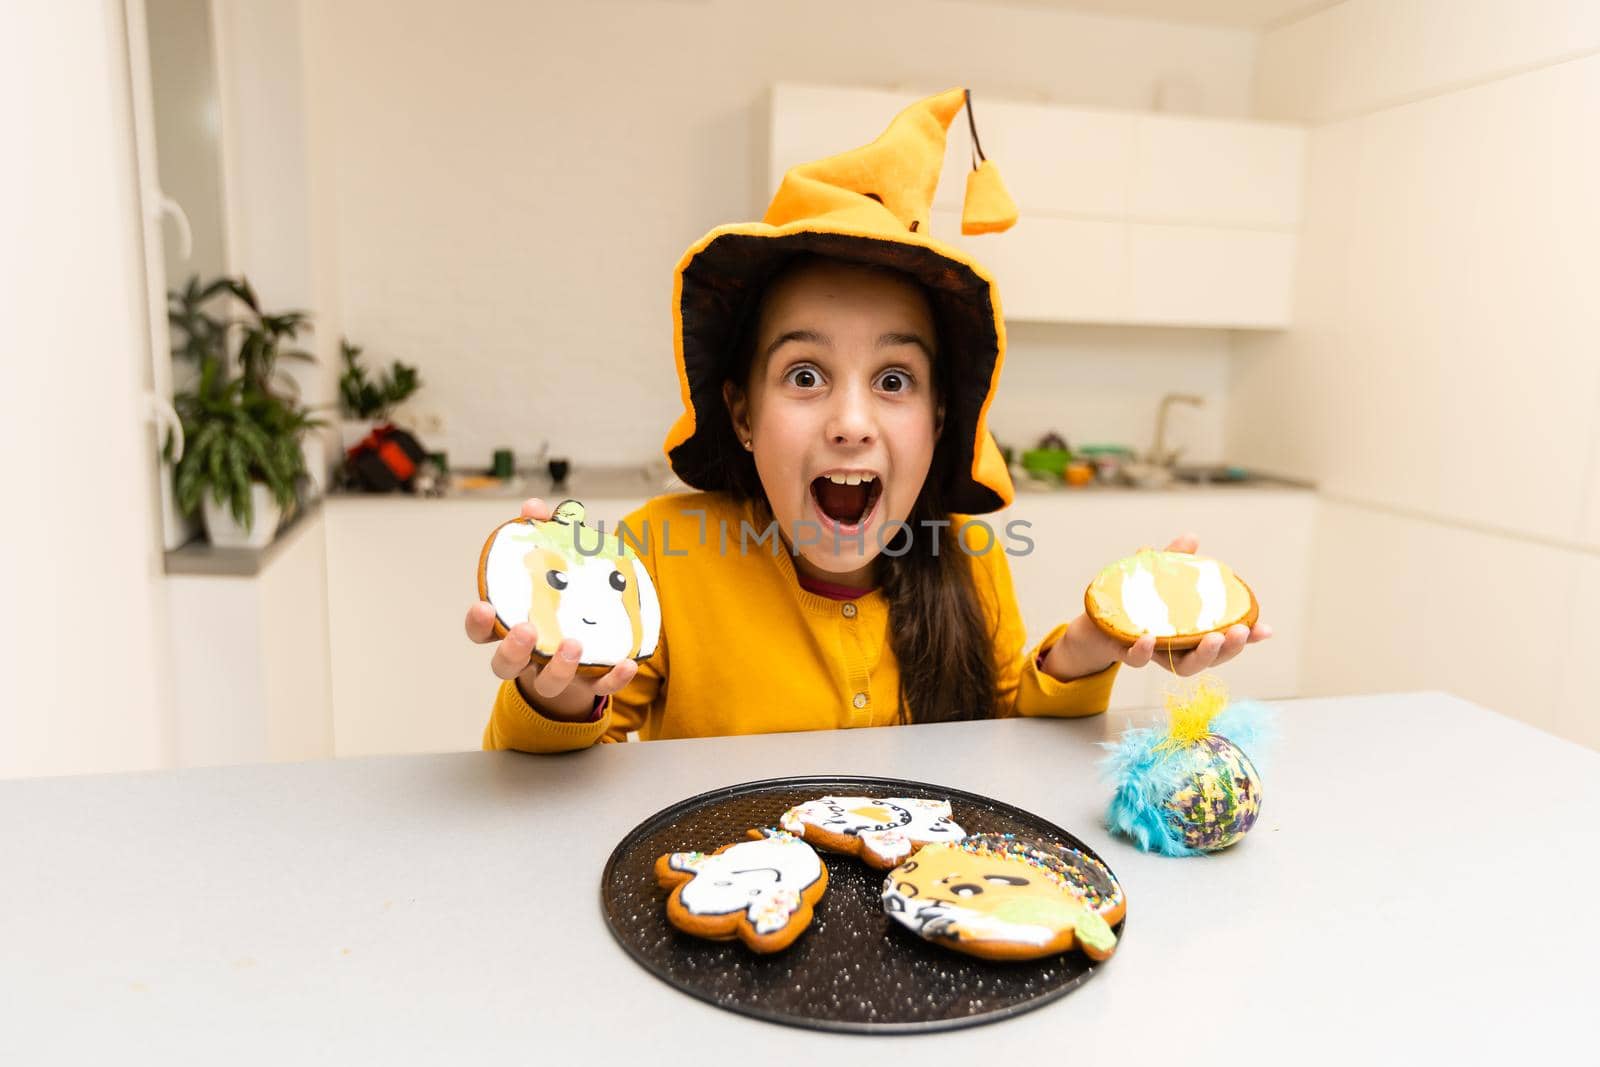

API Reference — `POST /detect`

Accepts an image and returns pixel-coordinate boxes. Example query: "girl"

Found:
[465,89,1269,753]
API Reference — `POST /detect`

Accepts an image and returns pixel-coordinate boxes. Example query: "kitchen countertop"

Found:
[325,464,1315,504]
[161,497,323,578]
[2,691,1593,1064]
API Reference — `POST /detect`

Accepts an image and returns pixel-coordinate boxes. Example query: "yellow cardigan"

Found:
[483,492,1117,753]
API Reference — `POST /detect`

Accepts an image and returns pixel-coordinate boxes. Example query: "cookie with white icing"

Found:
[881,834,1125,962]
[1085,548,1258,652]
[778,796,966,870]
[655,830,828,953]
[477,500,660,672]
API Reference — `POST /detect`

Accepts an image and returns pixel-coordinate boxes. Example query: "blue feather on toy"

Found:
[1099,678,1275,856]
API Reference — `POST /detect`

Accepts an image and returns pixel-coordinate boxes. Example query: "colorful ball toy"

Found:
[1101,679,1273,856]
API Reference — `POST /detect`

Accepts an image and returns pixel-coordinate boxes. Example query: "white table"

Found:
[3,692,1596,1064]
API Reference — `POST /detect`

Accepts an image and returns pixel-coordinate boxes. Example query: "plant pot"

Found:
[202,484,284,549]
[339,418,384,454]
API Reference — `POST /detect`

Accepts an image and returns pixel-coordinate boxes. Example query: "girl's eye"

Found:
[786,366,821,389]
[877,370,910,393]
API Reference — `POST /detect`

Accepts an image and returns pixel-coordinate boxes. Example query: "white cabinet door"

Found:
[770,84,1305,329]
[983,99,1132,219]
[1131,116,1307,228]
[939,210,1127,323]
[1128,224,1296,328]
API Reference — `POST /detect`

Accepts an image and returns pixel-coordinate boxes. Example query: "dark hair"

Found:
[720,254,998,724]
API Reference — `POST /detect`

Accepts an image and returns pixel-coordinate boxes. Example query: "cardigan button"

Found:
[842,602,858,619]
[852,692,868,709]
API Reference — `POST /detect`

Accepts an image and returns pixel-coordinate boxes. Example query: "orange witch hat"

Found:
[664,88,1020,514]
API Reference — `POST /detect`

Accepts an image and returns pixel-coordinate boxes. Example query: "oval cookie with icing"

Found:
[476,500,661,670]
[778,796,966,870]
[1084,548,1258,651]
[881,834,1125,962]
[655,830,829,953]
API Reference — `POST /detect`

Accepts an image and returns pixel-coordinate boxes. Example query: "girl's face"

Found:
[725,259,942,586]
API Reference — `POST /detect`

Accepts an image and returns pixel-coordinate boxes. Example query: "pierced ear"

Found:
[723,380,752,448]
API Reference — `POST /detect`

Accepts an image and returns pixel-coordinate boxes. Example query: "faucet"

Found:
[1152,394,1204,469]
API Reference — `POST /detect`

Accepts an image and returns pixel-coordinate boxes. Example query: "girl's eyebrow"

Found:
[877,332,933,358]
[764,329,829,360]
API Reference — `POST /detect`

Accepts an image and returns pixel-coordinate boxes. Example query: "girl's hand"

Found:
[463,496,639,721]
[1041,533,1273,682]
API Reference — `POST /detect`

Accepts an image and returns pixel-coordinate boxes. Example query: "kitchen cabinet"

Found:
[323,487,1313,758]
[165,508,334,767]
[770,84,1307,328]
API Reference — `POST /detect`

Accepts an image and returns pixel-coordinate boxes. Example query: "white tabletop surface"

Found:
[3,691,1596,1065]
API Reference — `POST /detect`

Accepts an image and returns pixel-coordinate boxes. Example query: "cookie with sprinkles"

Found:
[880,833,1125,961]
[655,829,828,953]
[777,795,966,870]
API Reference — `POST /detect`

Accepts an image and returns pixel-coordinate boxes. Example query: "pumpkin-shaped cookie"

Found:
[477,500,661,671]
[881,834,1125,962]
[1084,549,1257,652]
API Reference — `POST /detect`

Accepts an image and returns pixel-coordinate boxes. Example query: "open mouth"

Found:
[810,472,883,530]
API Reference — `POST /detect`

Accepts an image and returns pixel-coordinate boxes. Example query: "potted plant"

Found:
[338,339,420,450]
[166,276,321,548]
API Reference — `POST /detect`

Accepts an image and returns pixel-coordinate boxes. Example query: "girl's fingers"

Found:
[1164,532,1199,554]
[1174,631,1225,676]
[529,638,583,700]
[519,497,553,521]
[1123,634,1156,668]
[1207,625,1252,669]
[592,659,640,697]
[1249,621,1273,642]
[490,623,539,680]
[465,601,500,644]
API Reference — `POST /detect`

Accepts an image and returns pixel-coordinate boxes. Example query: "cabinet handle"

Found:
[149,392,184,461]
[156,194,193,262]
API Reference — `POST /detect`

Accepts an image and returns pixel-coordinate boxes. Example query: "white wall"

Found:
[0,0,174,777]
[213,0,344,479]
[1228,0,1600,747]
[309,0,1258,470]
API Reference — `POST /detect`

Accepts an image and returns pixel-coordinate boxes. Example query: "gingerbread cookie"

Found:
[477,500,660,670]
[655,830,829,953]
[778,796,966,870]
[1085,548,1258,652]
[881,834,1125,962]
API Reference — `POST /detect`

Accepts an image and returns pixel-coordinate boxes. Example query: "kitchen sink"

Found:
[1171,465,1257,486]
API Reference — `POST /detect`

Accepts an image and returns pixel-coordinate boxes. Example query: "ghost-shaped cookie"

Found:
[655,830,828,953]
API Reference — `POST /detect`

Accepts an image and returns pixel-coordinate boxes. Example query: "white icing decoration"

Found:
[1117,555,1236,636]
[670,835,822,933]
[1119,564,1175,636]
[780,796,966,863]
[1193,559,1226,631]
[880,885,1057,947]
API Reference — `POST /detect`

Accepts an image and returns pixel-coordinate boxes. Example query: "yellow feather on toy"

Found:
[1156,676,1230,752]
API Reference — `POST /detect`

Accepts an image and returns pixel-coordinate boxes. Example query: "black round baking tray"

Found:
[599,775,1125,1034]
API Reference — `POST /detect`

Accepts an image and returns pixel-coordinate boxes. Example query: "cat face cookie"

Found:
[1085,548,1258,652]
[778,796,966,870]
[477,500,660,669]
[654,830,828,953]
[881,834,1125,961]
